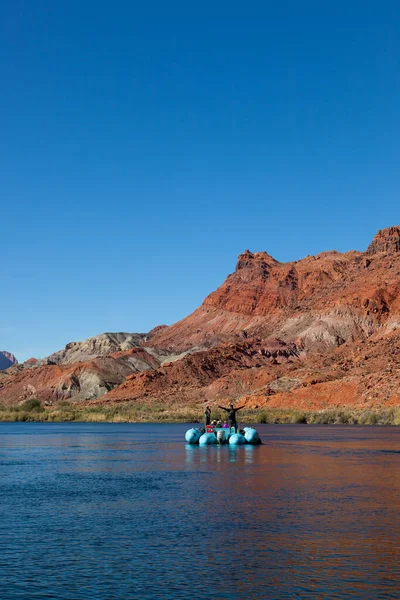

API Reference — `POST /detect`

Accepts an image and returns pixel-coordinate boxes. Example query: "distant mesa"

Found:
[25,358,39,365]
[0,351,18,371]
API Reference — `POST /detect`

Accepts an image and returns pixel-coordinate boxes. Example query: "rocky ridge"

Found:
[1,226,400,411]
[46,332,148,365]
[0,330,189,405]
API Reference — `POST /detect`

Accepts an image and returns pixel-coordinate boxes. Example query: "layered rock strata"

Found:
[1,226,400,411]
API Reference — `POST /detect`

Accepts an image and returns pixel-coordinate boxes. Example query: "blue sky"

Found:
[1,1,399,361]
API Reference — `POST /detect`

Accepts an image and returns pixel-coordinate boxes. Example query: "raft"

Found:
[228,433,246,445]
[199,432,217,445]
[185,426,261,445]
[185,428,202,444]
[243,427,261,445]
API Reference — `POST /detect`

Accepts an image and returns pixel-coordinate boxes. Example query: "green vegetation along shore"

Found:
[1,398,400,425]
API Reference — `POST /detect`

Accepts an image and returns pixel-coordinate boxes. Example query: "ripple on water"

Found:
[0,422,399,599]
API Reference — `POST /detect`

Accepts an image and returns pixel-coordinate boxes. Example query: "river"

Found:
[0,422,399,599]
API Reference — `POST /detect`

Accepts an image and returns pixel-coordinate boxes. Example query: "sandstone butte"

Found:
[1,226,400,413]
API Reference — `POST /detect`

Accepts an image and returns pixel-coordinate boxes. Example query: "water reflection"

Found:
[185,442,261,467]
[181,426,400,599]
[0,423,399,600]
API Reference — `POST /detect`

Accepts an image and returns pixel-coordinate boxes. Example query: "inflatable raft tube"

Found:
[244,428,261,445]
[228,433,246,445]
[199,432,217,445]
[185,428,202,444]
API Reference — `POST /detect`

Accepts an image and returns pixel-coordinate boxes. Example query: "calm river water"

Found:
[0,423,399,599]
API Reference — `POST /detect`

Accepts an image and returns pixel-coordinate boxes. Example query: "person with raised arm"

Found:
[218,403,245,432]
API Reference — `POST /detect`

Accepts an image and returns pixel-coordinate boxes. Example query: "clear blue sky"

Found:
[1,1,399,361]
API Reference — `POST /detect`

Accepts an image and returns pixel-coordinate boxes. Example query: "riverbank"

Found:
[1,399,400,425]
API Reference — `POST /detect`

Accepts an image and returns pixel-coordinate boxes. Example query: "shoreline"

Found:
[1,401,399,425]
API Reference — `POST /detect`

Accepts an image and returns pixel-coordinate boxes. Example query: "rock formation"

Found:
[366,226,400,255]
[1,226,400,411]
[0,332,186,405]
[46,332,147,365]
[0,351,18,371]
[147,231,400,353]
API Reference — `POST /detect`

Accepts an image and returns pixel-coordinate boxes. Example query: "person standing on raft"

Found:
[204,405,211,426]
[218,403,245,432]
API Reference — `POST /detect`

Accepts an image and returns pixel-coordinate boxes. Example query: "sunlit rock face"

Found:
[2,226,400,411]
[366,226,400,255]
[148,226,400,353]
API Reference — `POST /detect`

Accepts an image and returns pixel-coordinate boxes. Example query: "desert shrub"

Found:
[19,398,44,412]
[332,410,352,424]
[290,411,307,424]
[58,400,72,409]
[257,411,270,424]
[358,411,378,425]
[393,409,400,426]
[308,411,325,424]
[347,413,358,425]
[14,411,30,421]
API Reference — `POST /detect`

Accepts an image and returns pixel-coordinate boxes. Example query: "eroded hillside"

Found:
[1,226,400,412]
